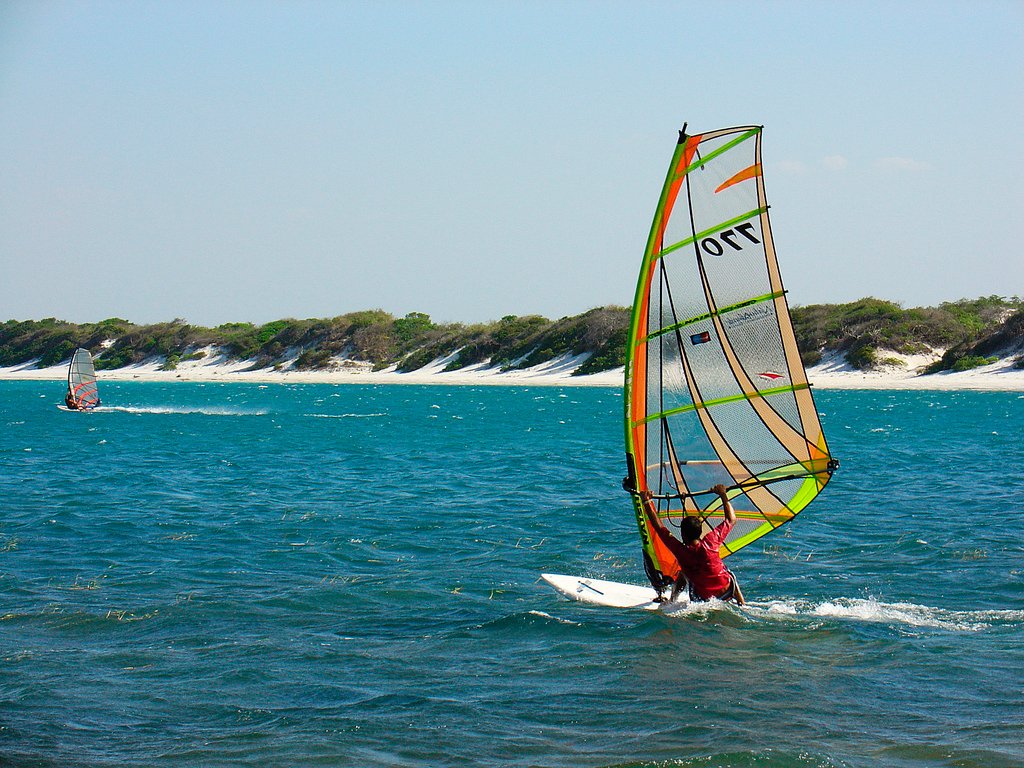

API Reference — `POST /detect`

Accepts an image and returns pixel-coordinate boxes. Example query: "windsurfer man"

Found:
[64,390,80,410]
[640,484,746,606]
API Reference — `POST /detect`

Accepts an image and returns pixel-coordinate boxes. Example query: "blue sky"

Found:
[2,0,1021,327]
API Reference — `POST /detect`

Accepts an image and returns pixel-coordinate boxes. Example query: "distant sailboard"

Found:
[60,348,101,411]
[545,125,838,610]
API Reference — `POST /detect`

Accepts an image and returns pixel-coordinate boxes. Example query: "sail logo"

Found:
[723,304,773,330]
[690,331,712,345]
[757,371,785,381]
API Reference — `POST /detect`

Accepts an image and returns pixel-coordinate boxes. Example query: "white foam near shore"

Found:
[0,351,622,388]
[2,348,1023,391]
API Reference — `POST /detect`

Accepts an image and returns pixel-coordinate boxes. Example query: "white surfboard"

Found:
[540,573,689,611]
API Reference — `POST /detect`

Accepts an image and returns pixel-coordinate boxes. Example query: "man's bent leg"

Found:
[728,573,745,606]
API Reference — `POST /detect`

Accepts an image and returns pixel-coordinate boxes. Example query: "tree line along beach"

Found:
[2,296,1023,391]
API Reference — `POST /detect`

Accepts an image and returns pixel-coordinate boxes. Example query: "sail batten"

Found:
[677,128,760,177]
[624,124,836,589]
[635,382,811,423]
[646,290,786,340]
[657,206,768,258]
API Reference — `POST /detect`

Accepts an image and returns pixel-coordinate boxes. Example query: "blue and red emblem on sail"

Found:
[690,331,712,345]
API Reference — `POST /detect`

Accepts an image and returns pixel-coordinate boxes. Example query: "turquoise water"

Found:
[1,381,1022,767]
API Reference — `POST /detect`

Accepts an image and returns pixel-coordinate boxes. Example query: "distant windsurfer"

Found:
[640,484,746,606]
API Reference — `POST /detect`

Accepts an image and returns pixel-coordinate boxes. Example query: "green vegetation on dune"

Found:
[924,305,1024,373]
[0,308,631,376]
[2,296,1022,376]
[790,296,1022,371]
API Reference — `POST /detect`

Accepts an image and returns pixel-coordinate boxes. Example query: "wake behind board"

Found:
[541,573,688,611]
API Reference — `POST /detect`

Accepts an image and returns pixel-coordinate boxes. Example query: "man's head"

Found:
[679,516,703,544]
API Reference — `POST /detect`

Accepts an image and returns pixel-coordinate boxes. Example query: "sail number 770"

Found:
[701,222,760,257]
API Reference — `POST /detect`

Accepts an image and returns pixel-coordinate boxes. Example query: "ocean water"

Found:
[1,380,1022,768]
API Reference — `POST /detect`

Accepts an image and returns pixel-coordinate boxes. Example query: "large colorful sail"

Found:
[623,125,837,593]
[67,348,100,409]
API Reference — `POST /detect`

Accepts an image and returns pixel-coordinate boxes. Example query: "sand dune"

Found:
[3,348,1023,391]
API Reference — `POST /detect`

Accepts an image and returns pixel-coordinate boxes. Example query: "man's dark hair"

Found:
[680,516,703,544]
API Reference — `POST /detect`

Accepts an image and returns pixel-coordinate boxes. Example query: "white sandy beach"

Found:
[803,350,1024,391]
[2,347,1023,391]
